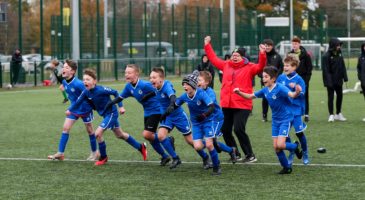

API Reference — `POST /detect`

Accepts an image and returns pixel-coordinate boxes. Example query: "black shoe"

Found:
[294,141,303,159]
[229,147,238,164]
[62,98,69,104]
[169,136,175,151]
[170,157,182,169]
[202,156,212,170]
[262,114,268,122]
[242,155,257,163]
[236,152,242,161]
[212,165,222,176]
[278,167,292,174]
[304,115,309,122]
[160,157,171,166]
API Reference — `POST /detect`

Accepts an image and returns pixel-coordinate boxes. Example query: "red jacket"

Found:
[205,43,267,110]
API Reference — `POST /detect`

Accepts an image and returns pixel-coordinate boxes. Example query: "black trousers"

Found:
[305,84,310,115]
[221,108,254,157]
[11,63,21,85]
[362,84,365,99]
[326,85,343,115]
[262,98,269,117]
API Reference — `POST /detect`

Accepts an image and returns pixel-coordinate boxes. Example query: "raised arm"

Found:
[204,36,226,71]
[250,44,267,76]
[288,84,302,98]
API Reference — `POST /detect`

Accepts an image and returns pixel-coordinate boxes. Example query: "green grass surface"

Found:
[0,70,364,199]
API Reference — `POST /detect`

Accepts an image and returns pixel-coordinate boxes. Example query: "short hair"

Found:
[263,66,278,79]
[151,67,165,78]
[284,54,300,67]
[51,59,59,66]
[292,36,301,43]
[199,71,212,84]
[65,59,77,71]
[263,39,274,46]
[224,54,231,60]
[84,68,97,80]
[126,64,140,74]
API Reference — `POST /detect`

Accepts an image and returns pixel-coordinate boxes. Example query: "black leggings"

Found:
[221,108,254,157]
[304,84,310,115]
[327,85,343,115]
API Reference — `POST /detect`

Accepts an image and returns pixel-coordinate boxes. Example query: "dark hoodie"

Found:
[357,42,365,86]
[266,48,283,74]
[290,46,313,84]
[322,38,348,87]
[11,49,22,64]
[196,54,215,88]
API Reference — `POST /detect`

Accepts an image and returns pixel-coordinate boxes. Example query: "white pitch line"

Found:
[0,157,364,168]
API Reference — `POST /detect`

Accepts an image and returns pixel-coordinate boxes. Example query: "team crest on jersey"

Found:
[161,94,166,98]
[101,122,105,127]
[197,100,201,106]
[71,88,75,92]
[272,95,277,100]
[138,90,143,94]
[281,81,285,84]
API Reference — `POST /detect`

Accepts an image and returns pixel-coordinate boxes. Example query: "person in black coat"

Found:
[260,39,284,122]
[356,42,365,121]
[322,37,348,122]
[10,48,23,86]
[290,36,313,122]
[196,54,215,88]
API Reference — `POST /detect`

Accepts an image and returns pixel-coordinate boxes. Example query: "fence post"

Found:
[158,2,162,57]
[129,0,133,59]
[144,1,147,72]
[18,0,22,52]
[0,62,2,88]
[113,0,118,81]
[184,6,187,57]
[171,4,176,74]
[34,61,37,86]
[196,6,200,56]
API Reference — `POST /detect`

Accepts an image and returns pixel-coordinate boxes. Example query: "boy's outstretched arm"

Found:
[288,84,302,98]
[233,88,255,99]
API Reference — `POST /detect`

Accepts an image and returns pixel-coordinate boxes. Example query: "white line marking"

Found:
[0,157,364,168]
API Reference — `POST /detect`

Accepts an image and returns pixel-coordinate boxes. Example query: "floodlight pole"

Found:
[71,0,80,60]
[290,0,293,40]
[229,0,235,52]
[104,0,108,58]
[347,0,351,68]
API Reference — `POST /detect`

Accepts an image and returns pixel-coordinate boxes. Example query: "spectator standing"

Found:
[322,38,348,122]
[10,48,22,86]
[204,36,267,162]
[196,54,215,89]
[260,39,284,122]
[50,60,68,104]
[357,42,365,121]
[290,36,313,122]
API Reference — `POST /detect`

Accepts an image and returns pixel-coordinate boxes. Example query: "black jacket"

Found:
[322,38,348,87]
[196,54,215,88]
[11,51,22,64]
[290,46,313,84]
[266,48,283,74]
[357,42,365,86]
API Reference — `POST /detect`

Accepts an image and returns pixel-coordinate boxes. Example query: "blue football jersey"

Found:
[69,85,122,117]
[254,83,293,123]
[156,80,184,116]
[176,88,214,124]
[277,73,306,116]
[119,79,161,116]
[204,87,224,121]
[62,77,93,115]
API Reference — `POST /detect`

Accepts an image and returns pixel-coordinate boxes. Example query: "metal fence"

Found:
[1,0,364,88]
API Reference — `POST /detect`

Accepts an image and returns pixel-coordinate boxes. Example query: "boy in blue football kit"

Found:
[175,71,222,175]
[66,69,147,166]
[150,68,212,169]
[105,64,170,165]
[234,66,302,174]
[197,71,238,163]
[48,60,98,161]
[277,55,309,165]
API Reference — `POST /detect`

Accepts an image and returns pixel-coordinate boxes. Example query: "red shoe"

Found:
[95,156,108,166]
[140,142,148,161]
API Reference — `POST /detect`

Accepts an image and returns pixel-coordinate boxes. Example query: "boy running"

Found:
[197,71,238,163]
[105,64,170,166]
[234,66,302,174]
[47,60,98,161]
[66,69,147,165]
[277,55,309,165]
[150,67,212,169]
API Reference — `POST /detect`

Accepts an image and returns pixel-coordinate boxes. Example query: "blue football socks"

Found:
[98,141,107,158]
[196,149,208,159]
[89,134,97,152]
[285,142,298,151]
[126,135,142,150]
[296,132,308,152]
[161,137,178,159]
[276,150,290,168]
[151,133,168,159]
[209,149,220,167]
[216,141,233,153]
[58,132,69,153]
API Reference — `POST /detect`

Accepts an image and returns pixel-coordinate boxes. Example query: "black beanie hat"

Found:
[232,47,246,57]
[182,70,199,89]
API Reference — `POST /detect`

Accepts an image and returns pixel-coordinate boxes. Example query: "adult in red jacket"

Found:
[204,36,267,162]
